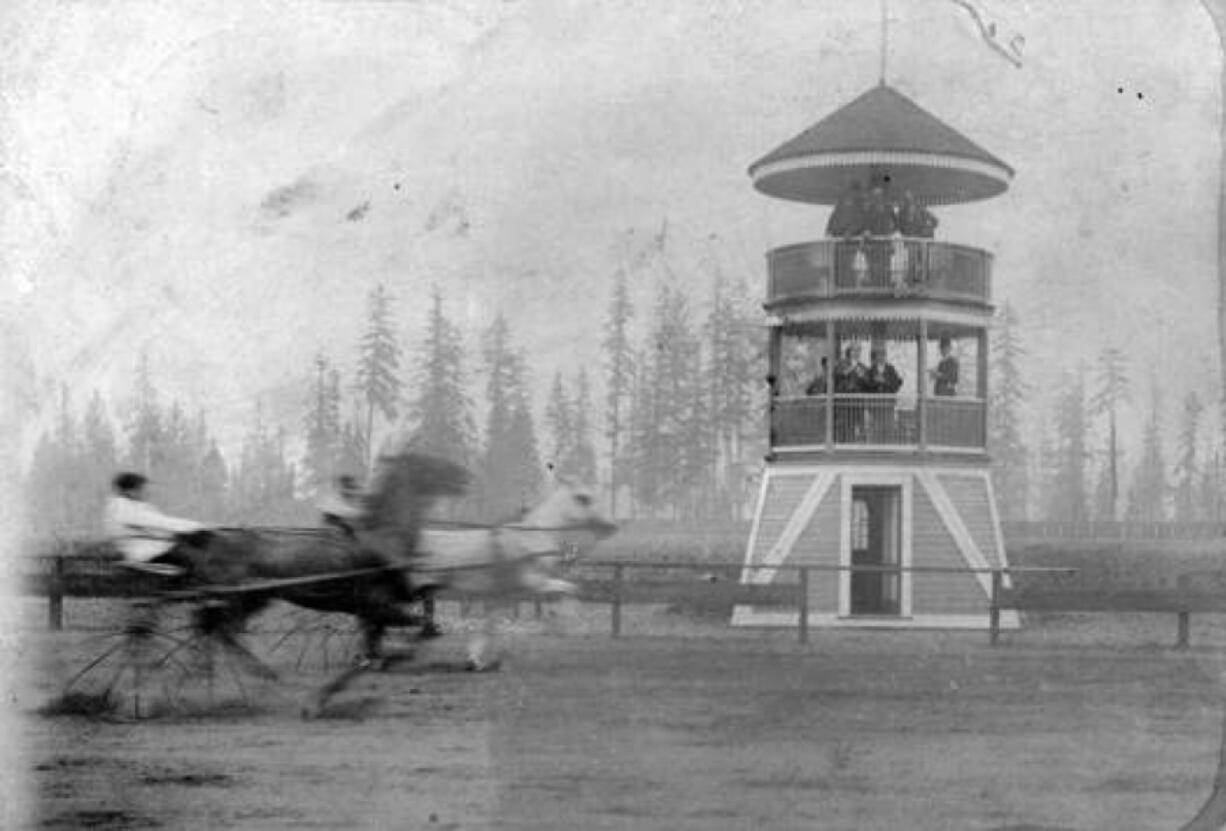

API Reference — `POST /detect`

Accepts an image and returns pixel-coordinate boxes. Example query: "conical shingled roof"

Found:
[749,84,1013,206]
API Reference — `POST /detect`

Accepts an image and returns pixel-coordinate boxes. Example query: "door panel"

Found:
[849,486,901,616]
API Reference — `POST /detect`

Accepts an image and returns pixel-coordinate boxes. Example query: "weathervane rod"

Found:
[879,0,889,85]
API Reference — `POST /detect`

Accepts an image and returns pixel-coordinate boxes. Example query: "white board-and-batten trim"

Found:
[981,471,1013,590]
[743,470,836,585]
[918,469,993,596]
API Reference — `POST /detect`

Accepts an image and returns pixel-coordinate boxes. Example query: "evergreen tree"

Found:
[479,314,543,519]
[303,353,343,496]
[231,405,304,524]
[79,390,117,534]
[628,282,705,518]
[626,344,659,516]
[504,362,545,514]
[1127,383,1169,522]
[409,288,477,469]
[705,271,761,519]
[198,439,229,522]
[1174,392,1203,522]
[1090,347,1131,521]
[1045,367,1089,523]
[337,419,368,480]
[566,369,599,485]
[1198,447,1223,524]
[988,302,1031,520]
[125,351,163,476]
[601,269,635,515]
[545,371,574,471]
[158,401,195,513]
[355,283,403,468]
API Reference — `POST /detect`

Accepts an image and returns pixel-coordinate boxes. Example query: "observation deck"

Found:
[770,393,985,454]
[766,237,992,308]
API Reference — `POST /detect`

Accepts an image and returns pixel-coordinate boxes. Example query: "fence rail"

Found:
[22,551,1226,648]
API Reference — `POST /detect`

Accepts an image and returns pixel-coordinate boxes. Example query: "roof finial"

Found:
[879,0,889,86]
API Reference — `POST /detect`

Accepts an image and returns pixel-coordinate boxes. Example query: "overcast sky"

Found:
[2,0,1221,461]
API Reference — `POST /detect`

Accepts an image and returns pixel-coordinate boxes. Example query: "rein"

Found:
[425,519,599,533]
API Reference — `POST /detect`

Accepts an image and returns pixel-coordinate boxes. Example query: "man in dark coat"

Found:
[863,185,897,237]
[930,336,960,396]
[896,190,938,238]
[826,182,866,238]
[865,348,903,395]
[865,348,903,443]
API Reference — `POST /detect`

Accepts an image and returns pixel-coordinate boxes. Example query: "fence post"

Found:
[534,598,543,621]
[1177,612,1190,650]
[989,569,1002,646]
[611,564,624,638]
[48,555,64,631]
[797,566,810,644]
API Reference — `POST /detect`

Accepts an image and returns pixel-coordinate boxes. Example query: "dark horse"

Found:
[170,449,470,712]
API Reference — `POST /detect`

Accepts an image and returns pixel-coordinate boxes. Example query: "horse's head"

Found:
[522,480,617,547]
[364,450,471,532]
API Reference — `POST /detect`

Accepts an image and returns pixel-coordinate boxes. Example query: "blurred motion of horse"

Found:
[416,477,617,670]
[169,450,469,672]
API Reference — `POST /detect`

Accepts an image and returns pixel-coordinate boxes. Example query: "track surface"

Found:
[20,608,1226,830]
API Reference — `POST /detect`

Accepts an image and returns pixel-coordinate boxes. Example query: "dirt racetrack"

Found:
[19,603,1226,830]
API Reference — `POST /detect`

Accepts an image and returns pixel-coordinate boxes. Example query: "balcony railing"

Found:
[770,395,986,451]
[766,238,992,305]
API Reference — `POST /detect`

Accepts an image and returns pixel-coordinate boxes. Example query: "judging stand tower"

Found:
[734,82,1019,630]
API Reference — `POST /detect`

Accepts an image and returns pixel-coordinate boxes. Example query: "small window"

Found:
[851,498,869,550]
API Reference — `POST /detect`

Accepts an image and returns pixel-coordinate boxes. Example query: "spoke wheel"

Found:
[54,600,278,719]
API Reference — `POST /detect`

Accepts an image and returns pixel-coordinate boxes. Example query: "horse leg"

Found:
[194,597,279,682]
[466,601,502,672]
[419,591,443,639]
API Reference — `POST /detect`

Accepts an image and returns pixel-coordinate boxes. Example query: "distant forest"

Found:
[23,274,1226,541]
[24,271,765,539]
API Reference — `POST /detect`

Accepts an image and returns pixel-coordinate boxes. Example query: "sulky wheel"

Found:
[255,605,365,674]
[54,598,279,720]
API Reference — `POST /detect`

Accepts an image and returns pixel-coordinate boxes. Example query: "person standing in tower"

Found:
[826,181,866,237]
[929,336,960,396]
[897,190,938,239]
[863,184,897,237]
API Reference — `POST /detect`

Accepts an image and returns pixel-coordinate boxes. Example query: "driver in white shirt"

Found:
[103,472,208,577]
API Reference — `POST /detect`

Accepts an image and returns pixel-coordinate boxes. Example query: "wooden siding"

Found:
[748,473,815,563]
[912,485,989,614]
[790,483,843,611]
[937,472,1003,567]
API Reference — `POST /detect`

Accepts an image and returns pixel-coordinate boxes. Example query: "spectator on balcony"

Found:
[834,344,868,393]
[834,344,868,441]
[865,348,903,443]
[805,357,830,396]
[863,185,897,237]
[826,181,866,238]
[865,349,903,395]
[929,336,960,396]
[897,191,938,239]
[773,346,814,397]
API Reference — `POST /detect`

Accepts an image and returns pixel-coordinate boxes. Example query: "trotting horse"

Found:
[414,479,617,670]
[168,449,470,711]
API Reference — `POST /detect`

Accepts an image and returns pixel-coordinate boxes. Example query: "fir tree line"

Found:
[989,301,1226,525]
[27,280,1226,541]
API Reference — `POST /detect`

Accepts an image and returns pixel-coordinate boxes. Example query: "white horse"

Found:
[415,481,617,670]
